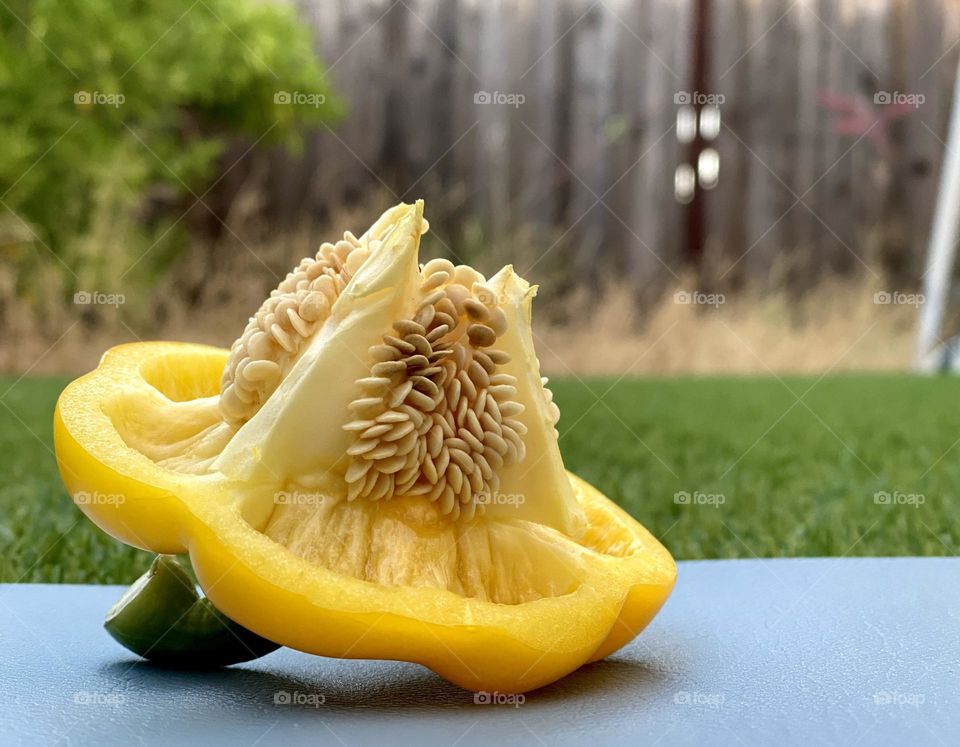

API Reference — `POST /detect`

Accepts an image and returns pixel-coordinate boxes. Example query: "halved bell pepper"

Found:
[54,201,675,692]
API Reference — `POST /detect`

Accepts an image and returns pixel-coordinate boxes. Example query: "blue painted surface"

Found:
[1,558,957,746]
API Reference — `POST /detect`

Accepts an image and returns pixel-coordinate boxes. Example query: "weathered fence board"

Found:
[235,0,960,294]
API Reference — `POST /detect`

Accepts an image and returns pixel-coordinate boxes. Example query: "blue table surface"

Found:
[1,558,957,746]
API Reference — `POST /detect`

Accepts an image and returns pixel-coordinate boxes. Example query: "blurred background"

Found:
[3,0,957,375]
[4,0,960,579]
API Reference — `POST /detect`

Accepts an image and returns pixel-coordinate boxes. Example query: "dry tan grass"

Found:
[0,193,918,380]
[2,269,917,378]
[535,276,916,377]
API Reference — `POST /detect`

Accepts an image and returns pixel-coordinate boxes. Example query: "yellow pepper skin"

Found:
[55,342,676,692]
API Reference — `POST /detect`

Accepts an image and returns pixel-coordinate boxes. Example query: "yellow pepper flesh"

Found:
[55,328,674,692]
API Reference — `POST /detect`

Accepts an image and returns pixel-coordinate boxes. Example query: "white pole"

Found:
[916,55,960,371]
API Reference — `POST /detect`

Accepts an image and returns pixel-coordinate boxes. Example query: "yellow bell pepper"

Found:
[54,201,675,692]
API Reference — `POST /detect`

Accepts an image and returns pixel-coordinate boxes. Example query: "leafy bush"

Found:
[0,0,339,296]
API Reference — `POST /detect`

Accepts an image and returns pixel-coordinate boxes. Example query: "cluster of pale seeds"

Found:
[219,233,372,425]
[342,259,527,520]
[542,376,561,437]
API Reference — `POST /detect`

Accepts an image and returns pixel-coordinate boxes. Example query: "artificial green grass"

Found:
[1,373,958,584]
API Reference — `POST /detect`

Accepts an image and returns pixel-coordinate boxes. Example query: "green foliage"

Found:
[0,0,340,290]
[2,373,959,583]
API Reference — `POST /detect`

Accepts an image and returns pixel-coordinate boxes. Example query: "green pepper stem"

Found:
[104,555,280,668]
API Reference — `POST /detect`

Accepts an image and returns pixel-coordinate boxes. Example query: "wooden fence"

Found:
[218,0,960,293]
